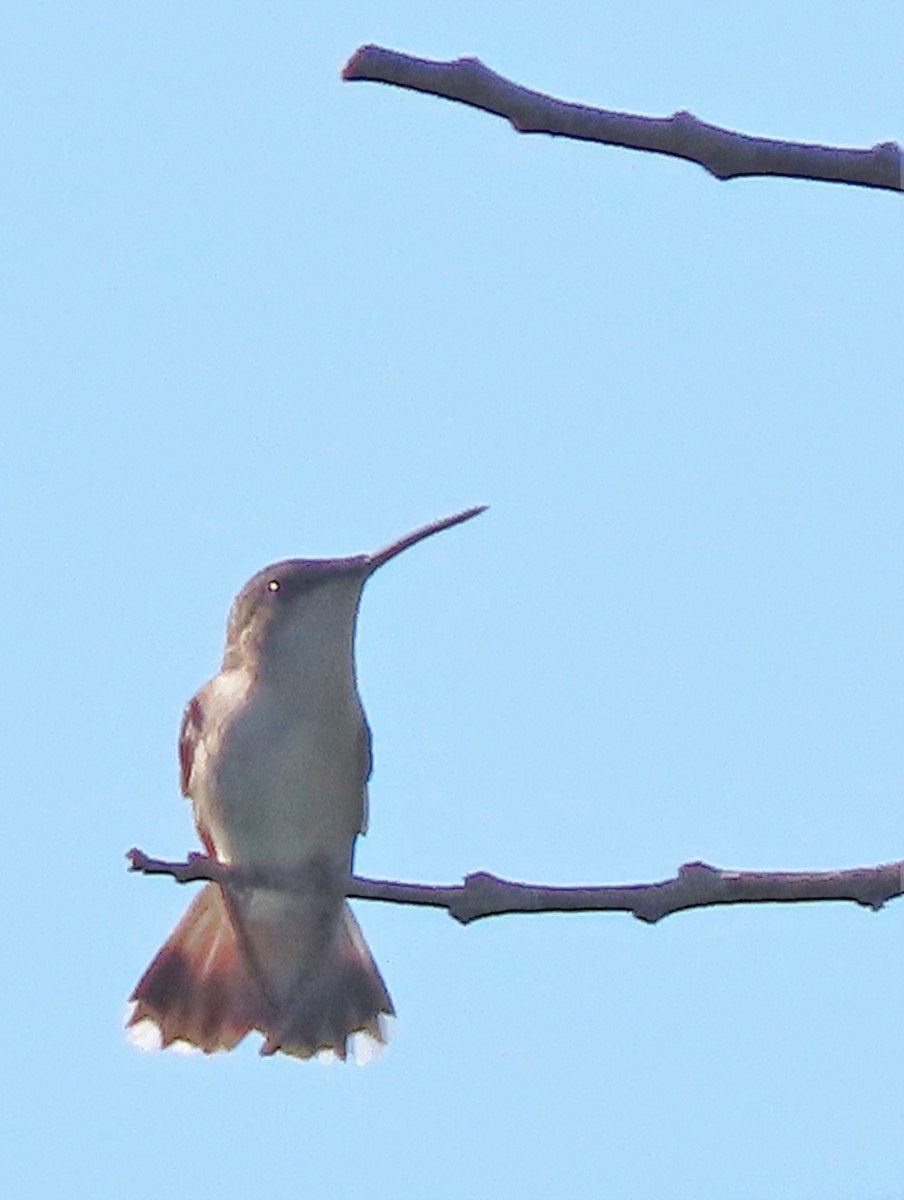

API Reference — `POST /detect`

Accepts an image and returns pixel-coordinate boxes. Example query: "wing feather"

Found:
[178,694,205,798]
[358,716,373,835]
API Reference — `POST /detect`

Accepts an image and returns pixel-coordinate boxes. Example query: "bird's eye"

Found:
[267,580,280,592]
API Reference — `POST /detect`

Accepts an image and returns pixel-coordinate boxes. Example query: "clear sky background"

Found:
[2,3,902,1197]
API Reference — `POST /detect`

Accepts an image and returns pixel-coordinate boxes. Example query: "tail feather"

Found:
[128,885,393,1060]
[128,883,268,1052]
[260,906,394,1059]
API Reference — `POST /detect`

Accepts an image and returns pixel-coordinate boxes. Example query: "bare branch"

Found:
[342,45,903,194]
[127,848,903,926]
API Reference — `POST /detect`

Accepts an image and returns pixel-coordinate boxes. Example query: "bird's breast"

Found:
[193,673,368,871]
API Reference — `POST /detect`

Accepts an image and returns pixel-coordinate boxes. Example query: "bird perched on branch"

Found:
[128,506,485,1060]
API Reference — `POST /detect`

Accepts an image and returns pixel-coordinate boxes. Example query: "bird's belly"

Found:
[196,696,366,872]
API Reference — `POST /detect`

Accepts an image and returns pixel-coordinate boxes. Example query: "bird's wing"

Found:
[358,716,373,835]
[178,692,205,798]
[178,688,219,856]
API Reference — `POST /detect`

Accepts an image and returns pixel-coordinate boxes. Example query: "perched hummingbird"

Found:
[128,506,486,1060]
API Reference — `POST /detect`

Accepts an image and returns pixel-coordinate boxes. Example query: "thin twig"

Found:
[342,45,903,194]
[127,848,904,926]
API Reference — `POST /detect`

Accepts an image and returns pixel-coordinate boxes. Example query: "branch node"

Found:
[678,859,719,879]
[449,871,509,924]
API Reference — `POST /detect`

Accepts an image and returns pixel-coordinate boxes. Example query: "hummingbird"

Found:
[128,505,486,1060]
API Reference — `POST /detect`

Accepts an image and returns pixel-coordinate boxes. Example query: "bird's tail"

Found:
[127,882,393,1060]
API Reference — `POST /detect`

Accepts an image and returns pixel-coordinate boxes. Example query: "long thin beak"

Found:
[366,505,487,574]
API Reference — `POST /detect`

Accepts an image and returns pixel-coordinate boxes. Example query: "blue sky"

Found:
[1,3,902,1197]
